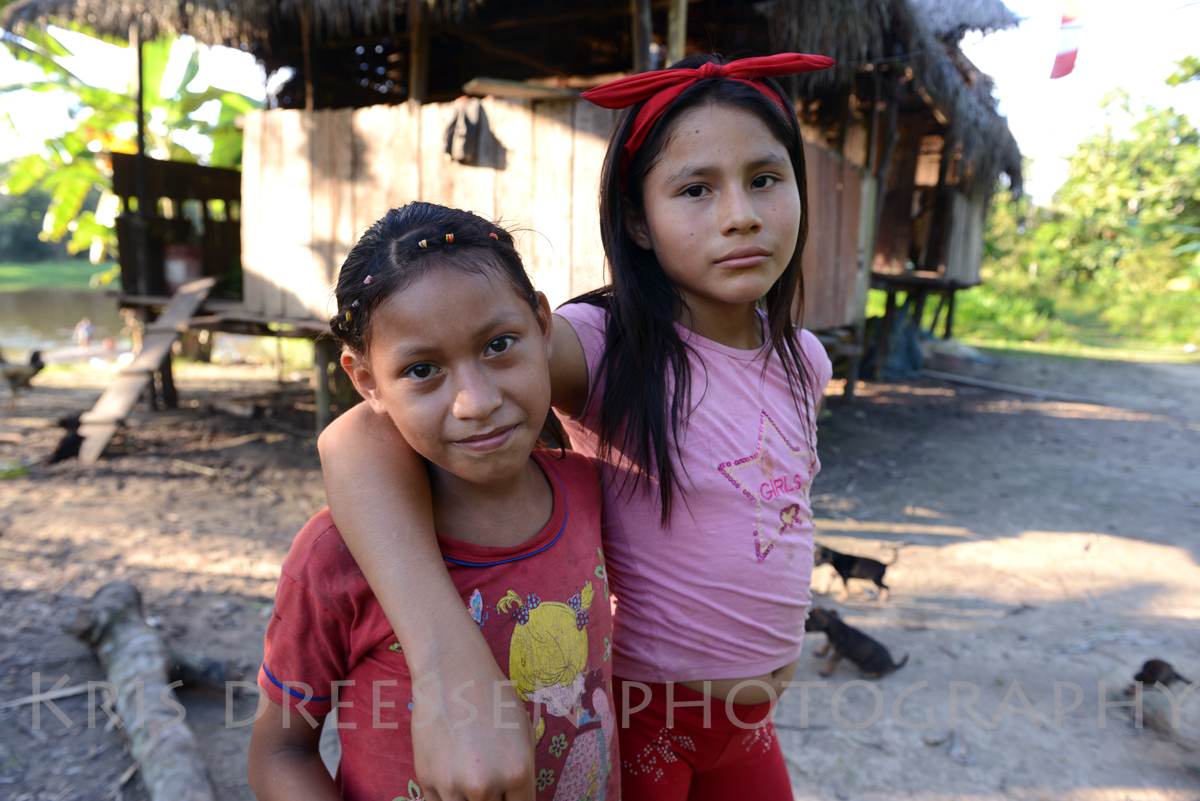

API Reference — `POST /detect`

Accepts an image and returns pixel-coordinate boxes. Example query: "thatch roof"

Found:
[908,0,1019,42]
[766,0,1021,194]
[0,0,477,44]
[3,0,1021,194]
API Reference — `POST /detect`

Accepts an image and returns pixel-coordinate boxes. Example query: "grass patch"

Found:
[867,285,1200,363]
[0,259,115,292]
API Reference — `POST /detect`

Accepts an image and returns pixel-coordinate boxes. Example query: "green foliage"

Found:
[0,27,260,262]
[0,184,67,261]
[0,258,101,291]
[957,80,1200,349]
[1166,56,1200,87]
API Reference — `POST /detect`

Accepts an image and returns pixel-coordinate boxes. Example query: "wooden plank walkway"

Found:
[78,278,216,464]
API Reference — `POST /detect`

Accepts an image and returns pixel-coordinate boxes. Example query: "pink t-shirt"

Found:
[555,302,832,684]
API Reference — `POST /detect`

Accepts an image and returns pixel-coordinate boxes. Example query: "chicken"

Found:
[1,350,45,409]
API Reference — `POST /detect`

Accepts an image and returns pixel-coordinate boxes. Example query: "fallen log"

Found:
[73,581,219,801]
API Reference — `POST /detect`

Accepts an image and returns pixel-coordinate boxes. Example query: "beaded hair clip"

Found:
[419,233,461,248]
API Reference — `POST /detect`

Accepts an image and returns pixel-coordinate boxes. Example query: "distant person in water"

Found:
[119,309,143,355]
[74,318,94,348]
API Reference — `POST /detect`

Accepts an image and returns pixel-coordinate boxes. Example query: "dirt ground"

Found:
[1,347,1198,801]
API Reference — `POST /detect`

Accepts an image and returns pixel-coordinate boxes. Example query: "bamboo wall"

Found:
[800,141,868,331]
[240,101,867,331]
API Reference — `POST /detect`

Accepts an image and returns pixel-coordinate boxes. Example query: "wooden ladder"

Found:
[78,277,216,464]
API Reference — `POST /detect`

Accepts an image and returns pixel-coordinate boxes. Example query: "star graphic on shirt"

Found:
[716,410,814,562]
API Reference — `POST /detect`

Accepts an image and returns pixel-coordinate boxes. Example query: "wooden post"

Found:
[874,290,896,382]
[922,136,954,272]
[943,289,956,340]
[314,338,334,435]
[872,93,899,241]
[130,21,150,298]
[666,0,687,67]
[409,0,430,104]
[157,351,177,409]
[301,5,315,111]
[631,0,652,73]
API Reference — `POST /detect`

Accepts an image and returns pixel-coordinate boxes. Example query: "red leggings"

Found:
[615,677,793,801]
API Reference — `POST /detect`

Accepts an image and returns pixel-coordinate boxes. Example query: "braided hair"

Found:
[329,201,539,355]
[329,201,566,449]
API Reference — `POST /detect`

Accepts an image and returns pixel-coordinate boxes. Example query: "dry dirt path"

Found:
[0,352,1197,800]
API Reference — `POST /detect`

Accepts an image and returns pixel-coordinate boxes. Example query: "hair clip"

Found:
[445,233,454,243]
[418,239,428,248]
[488,232,499,240]
[351,299,359,308]
[363,275,372,285]
[345,311,352,322]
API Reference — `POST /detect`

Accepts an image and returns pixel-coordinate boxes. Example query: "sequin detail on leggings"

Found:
[623,727,697,783]
[741,720,777,754]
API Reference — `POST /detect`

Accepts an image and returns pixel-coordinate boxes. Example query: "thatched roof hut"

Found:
[767,0,1022,196]
[6,0,1019,193]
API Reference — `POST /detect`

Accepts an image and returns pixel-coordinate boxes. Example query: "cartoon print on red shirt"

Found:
[716,409,815,562]
[496,582,613,800]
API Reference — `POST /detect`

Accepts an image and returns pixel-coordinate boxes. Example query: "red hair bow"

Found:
[581,53,835,177]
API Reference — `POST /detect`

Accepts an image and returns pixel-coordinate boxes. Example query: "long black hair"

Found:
[566,53,817,523]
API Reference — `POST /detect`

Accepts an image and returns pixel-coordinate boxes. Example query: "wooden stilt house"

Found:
[4,0,1022,434]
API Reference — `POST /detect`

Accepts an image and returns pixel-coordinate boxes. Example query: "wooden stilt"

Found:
[314,337,334,435]
[408,0,430,104]
[943,290,956,340]
[631,0,652,73]
[157,353,177,409]
[666,0,687,67]
[874,290,897,382]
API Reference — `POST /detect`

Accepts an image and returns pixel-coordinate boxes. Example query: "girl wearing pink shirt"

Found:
[318,53,835,801]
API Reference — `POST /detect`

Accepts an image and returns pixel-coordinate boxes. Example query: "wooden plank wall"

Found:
[241,99,618,320]
[242,101,865,331]
[800,140,865,331]
[943,188,986,286]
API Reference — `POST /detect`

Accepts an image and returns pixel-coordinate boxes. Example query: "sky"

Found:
[2,2,1200,202]
[960,0,1200,203]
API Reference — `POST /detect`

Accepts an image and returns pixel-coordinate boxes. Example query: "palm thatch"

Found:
[0,0,479,44]
[766,0,1021,194]
[908,0,1019,42]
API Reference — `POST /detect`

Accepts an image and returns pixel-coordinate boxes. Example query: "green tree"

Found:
[0,25,260,263]
[966,63,1200,346]
[1166,55,1200,87]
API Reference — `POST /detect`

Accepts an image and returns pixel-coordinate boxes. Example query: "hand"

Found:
[410,662,536,801]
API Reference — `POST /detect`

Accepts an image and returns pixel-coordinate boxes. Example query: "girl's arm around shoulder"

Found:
[548,313,590,418]
[795,327,835,397]
[248,700,340,800]
[316,403,537,801]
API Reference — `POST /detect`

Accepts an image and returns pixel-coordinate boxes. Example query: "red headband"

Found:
[581,53,836,177]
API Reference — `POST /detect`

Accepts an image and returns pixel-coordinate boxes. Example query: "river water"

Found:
[0,288,125,356]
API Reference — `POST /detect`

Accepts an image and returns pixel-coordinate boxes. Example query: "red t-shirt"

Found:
[258,449,619,801]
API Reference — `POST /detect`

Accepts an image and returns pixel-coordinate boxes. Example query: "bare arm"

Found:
[318,404,534,800]
[247,701,340,800]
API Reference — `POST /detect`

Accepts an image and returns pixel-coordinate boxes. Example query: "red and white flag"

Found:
[1050,0,1084,79]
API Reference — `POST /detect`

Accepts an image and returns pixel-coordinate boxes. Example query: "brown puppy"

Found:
[814,545,894,601]
[804,607,907,678]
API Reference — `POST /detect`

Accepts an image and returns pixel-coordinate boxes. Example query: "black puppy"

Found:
[1134,659,1192,688]
[814,544,894,601]
[805,607,907,678]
